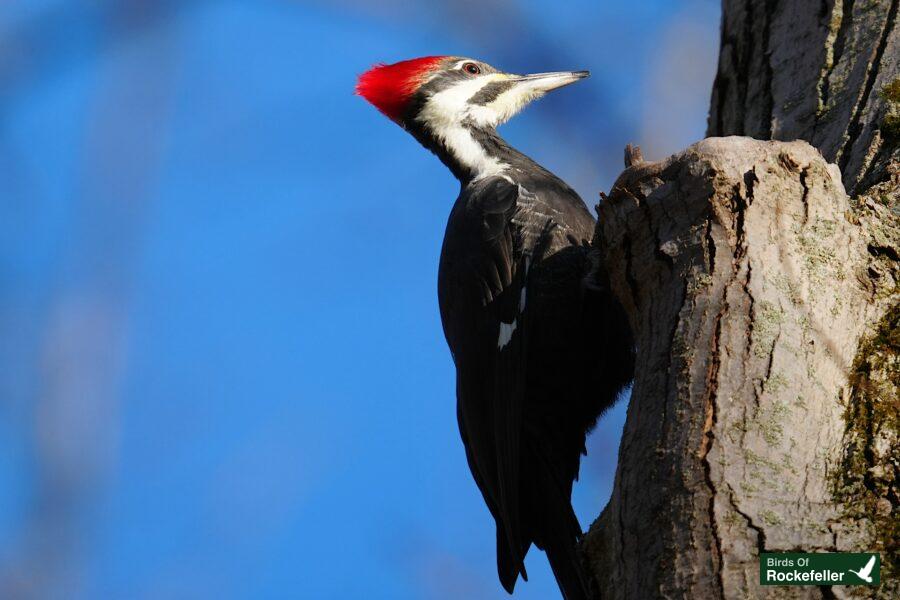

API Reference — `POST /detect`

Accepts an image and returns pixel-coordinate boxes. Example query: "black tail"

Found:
[497,524,530,594]
[495,442,592,599]
[543,522,591,600]
[532,450,592,600]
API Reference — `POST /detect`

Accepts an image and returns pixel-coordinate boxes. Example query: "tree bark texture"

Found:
[708,0,899,195]
[583,137,897,598]
[582,1,899,598]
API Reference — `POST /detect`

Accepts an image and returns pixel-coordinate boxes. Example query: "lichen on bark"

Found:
[881,79,900,138]
[831,302,899,598]
[826,169,900,599]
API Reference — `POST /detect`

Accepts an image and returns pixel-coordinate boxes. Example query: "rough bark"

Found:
[581,2,899,598]
[708,0,899,195]
[583,137,898,598]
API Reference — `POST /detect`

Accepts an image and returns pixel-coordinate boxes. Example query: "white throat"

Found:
[432,123,506,180]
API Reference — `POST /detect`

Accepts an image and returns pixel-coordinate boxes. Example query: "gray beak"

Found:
[506,70,590,93]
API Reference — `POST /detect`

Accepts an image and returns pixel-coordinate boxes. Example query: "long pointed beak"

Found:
[468,69,589,127]
[506,70,589,93]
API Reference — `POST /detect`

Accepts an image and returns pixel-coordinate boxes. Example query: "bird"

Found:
[848,555,877,583]
[356,56,634,599]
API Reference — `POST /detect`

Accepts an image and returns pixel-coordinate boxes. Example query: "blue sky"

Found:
[0,1,718,598]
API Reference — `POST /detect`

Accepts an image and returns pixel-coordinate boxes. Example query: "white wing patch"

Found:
[498,232,533,350]
[498,320,517,349]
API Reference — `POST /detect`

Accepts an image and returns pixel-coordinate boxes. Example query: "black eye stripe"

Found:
[468,81,515,105]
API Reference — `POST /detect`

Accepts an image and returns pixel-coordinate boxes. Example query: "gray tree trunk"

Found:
[581,2,899,598]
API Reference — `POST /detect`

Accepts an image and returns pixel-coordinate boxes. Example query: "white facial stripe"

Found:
[477,86,543,127]
[415,72,582,179]
[415,75,509,179]
[416,75,498,128]
[434,124,506,178]
[476,73,583,127]
[417,76,499,127]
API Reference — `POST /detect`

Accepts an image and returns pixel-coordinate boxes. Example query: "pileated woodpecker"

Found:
[357,56,633,599]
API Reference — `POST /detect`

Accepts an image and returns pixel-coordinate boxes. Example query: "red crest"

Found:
[356,56,447,121]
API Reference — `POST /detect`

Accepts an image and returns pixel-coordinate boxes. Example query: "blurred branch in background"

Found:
[0,1,182,596]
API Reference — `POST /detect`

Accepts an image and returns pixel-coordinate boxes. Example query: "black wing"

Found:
[437,176,559,591]
[438,175,631,600]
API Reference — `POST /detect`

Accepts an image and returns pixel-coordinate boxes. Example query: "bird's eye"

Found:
[463,62,481,75]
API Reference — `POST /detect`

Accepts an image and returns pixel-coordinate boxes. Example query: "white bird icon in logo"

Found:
[848,555,876,583]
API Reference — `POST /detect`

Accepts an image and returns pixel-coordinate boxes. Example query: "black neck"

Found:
[407,121,538,185]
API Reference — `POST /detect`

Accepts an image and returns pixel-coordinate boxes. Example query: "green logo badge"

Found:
[760,553,880,586]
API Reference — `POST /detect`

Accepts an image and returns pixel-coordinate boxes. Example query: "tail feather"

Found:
[532,446,592,600]
[493,438,593,599]
[543,525,591,600]
[497,526,529,594]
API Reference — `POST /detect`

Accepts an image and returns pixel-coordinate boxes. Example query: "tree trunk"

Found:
[708,0,899,194]
[581,2,899,598]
